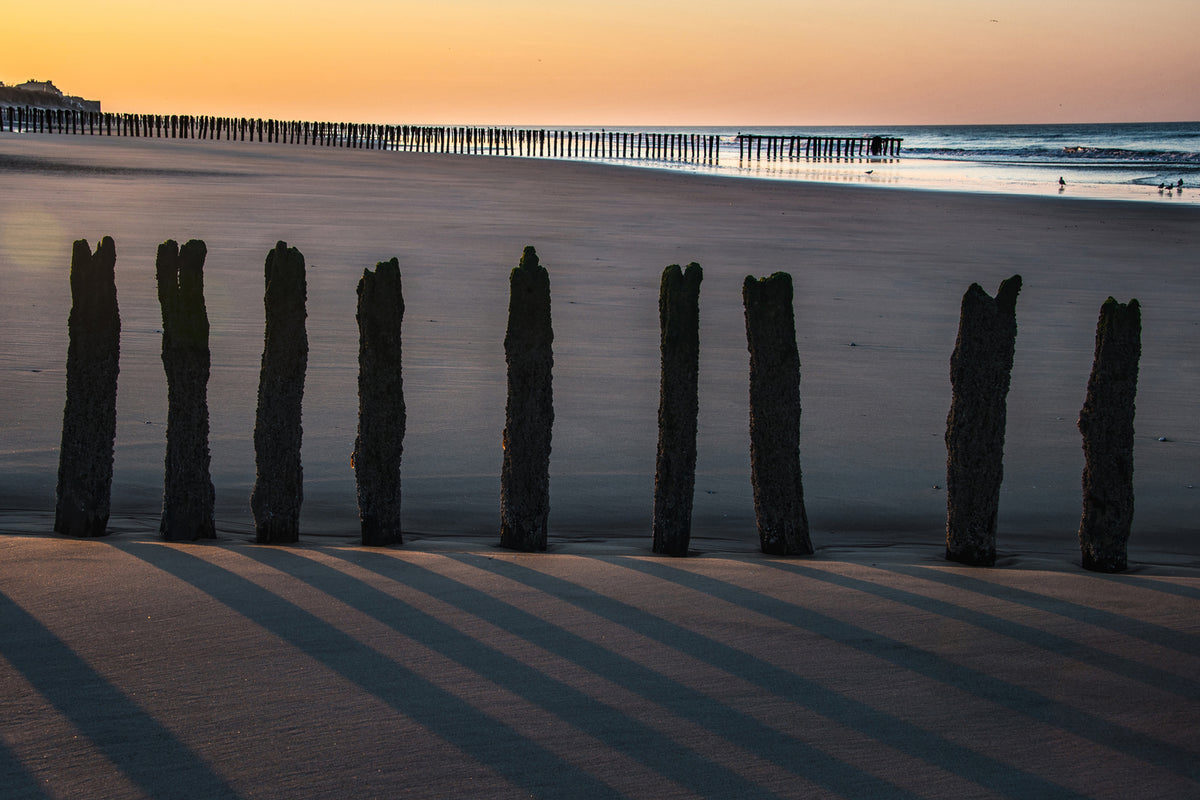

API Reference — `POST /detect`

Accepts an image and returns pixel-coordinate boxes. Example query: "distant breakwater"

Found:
[0,106,901,165]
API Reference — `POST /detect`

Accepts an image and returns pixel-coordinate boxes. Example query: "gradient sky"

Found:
[6,0,1198,125]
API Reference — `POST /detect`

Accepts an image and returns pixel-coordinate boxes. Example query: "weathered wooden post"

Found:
[743,272,812,556]
[353,258,406,547]
[55,237,121,537]
[156,239,216,541]
[653,263,703,556]
[945,275,1022,566]
[250,242,308,544]
[500,246,554,552]
[1078,298,1141,572]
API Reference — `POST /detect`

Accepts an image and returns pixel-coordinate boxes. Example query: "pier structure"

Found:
[736,133,902,161]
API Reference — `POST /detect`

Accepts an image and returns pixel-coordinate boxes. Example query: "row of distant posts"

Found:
[0,105,721,164]
[54,237,1139,572]
[0,106,908,165]
[737,134,902,160]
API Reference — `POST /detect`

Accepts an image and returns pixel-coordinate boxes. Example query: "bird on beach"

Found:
[1058,177,1066,187]
[865,169,874,174]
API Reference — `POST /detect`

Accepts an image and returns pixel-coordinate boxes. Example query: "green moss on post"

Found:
[1078,298,1141,572]
[653,263,703,556]
[500,246,554,552]
[743,272,812,556]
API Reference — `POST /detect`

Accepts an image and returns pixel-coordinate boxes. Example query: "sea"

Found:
[581,122,1200,204]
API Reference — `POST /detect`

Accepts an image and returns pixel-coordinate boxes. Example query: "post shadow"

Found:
[120,544,615,799]
[0,589,243,798]
[945,275,1021,566]
[1078,297,1141,572]
[251,241,307,544]
[653,263,702,556]
[500,246,553,552]
[156,239,215,541]
[463,553,1093,798]
[247,547,779,799]
[55,237,120,538]
[354,258,405,546]
[627,555,1200,786]
[742,272,812,556]
[336,548,908,797]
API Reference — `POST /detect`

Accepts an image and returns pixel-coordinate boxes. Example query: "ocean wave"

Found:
[902,144,1195,165]
[904,145,1200,165]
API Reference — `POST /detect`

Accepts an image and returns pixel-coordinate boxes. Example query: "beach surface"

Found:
[1,135,1197,797]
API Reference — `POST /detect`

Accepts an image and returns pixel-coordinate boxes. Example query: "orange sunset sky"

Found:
[6,0,1199,126]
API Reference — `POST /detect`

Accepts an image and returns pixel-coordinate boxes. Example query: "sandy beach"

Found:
[1,135,1198,797]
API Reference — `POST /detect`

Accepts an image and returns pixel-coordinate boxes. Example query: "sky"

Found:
[5,0,1199,126]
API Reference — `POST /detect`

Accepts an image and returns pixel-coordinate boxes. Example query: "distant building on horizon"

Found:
[18,79,65,97]
[1,79,100,112]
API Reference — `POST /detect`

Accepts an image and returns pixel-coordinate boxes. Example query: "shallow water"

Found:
[560,122,1200,203]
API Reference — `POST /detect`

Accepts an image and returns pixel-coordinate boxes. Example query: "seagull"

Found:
[1058,177,1066,187]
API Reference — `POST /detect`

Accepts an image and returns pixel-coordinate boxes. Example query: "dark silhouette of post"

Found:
[353,258,406,547]
[1078,298,1141,572]
[156,239,216,541]
[55,237,121,537]
[743,272,812,556]
[653,263,703,556]
[945,275,1022,566]
[251,242,308,544]
[500,246,553,552]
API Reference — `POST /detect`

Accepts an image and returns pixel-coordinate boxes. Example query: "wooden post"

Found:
[945,276,1022,566]
[251,242,308,544]
[500,246,554,552]
[742,272,812,556]
[55,237,121,538]
[1078,298,1141,572]
[653,263,703,556]
[155,239,216,541]
[354,258,406,547]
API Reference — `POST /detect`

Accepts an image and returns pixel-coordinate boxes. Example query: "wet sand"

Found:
[1,134,1197,798]
[2,134,1197,553]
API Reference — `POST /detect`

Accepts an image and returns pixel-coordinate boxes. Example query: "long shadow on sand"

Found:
[93,542,1199,799]
[757,561,1200,698]
[250,546,818,800]
[320,547,913,799]
[452,553,1092,800]
[118,543,621,800]
[0,589,245,800]
[1092,571,1200,603]
[622,557,1200,785]
[873,563,1200,658]
[0,736,53,800]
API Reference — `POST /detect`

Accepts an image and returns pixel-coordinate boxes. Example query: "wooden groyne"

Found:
[45,235,1139,569]
[737,134,902,160]
[0,106,906,165]
[0,106,721,166]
